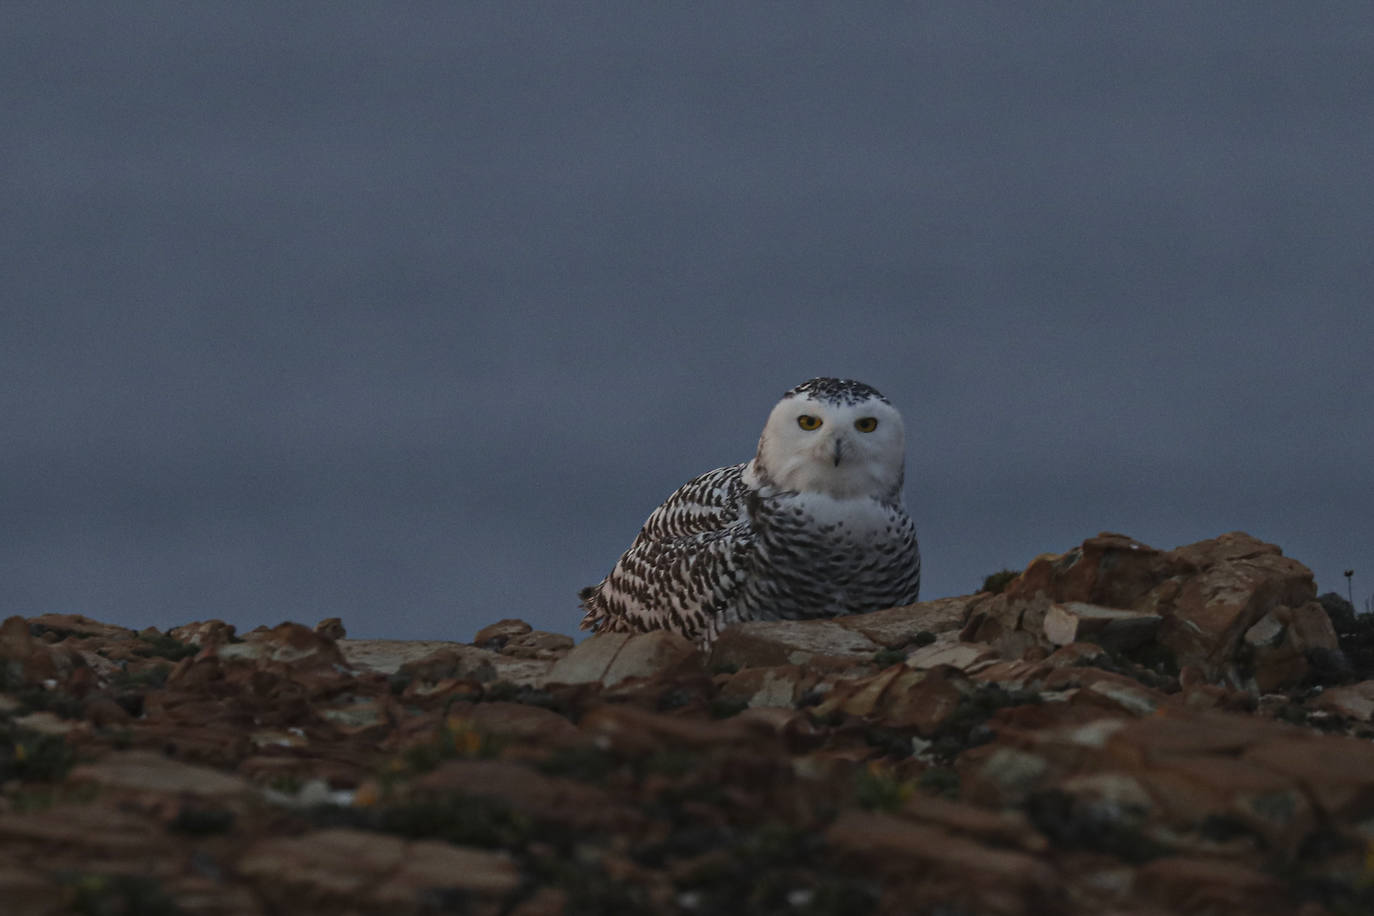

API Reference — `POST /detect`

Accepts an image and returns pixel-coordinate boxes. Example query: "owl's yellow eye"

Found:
[796,415,822,431]
[854,417,878,433]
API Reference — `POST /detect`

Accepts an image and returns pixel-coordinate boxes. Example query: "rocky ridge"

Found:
[3,531,1374,914]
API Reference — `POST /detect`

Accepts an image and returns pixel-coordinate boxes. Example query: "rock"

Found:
[899,794,1048,852]
[1155,532,1318,679]
[69,750,255,798]
[826,810,1060,914]
[1134,857,1290,915]
[0,616,59,684]
[472,618,532,648]
[26,613,137,641]
[816,665,975,735]
[1310,679,1374,720]
[459,702,585,746]
[718,665,814,708]
[10,711,77,736]
[962,532,1335,691]
[500,630,575,659]
[1006,532,1180,608]
[239,828,519,911]
[544,630,698,688]
[905,635,1000,673]
[836,596,981,646]
[709,618,879,669]
[314,617,347,639]
[959,746,1053,806]
[218,622,348,669]
[413,758,643,832]
[1042,602,1160,651]
[543,631,631,685]
[353,642,549,686]
[1136,752,1316,856]
[1242,734,1374,819]
[167,618,238,647]
[0,865,59,916]
[959,593,1055,660]
[600,630,699,687]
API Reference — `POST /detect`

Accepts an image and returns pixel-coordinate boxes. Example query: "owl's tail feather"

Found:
[577,582,611,632]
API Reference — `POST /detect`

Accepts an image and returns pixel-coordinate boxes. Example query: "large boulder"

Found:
[961,532,1342,690]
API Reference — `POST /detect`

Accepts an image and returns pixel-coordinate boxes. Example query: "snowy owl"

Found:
[579,378,921,647]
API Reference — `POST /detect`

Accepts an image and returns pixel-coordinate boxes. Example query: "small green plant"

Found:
[1,722,75,781]
[170,805,235,836]
[708,696,749,719]
[110,665,171,690]
[854,763,915,812]
[537,745,620,783]
[872,648,906,667]
[63,873,182,916]
[917,766,960,798]
[981,569,1020,594]
[396,717,504,776]
[268,773,304,795]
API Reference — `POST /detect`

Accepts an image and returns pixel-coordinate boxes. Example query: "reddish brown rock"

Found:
[27,613,137,641]
[1242,734,1374,820]
[818,664,975,735]
[499,629,575,659]
[1005,532,1180,608]
[413,758,643,832]
[900,794,1048,852]
[239,828,519,913]
[68,750,255,798]
[219,622,349,670]
[1154,532,1321,679]
[1311,679,1374,720]
[1135,753,1316,856]
[717,665,815,708]
[314,617,347,640]
[0,616,60,684]
[1134,857,1291,915]
[827,810,1060,915]
[472,617,532,647]
[168,620,239,648]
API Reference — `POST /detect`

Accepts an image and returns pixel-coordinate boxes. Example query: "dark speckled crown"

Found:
[783,378,889,407]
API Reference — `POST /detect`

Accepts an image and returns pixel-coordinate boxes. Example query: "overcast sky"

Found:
[4,4,1372,639]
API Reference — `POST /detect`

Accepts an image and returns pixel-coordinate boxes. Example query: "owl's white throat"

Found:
[745,447,897,501]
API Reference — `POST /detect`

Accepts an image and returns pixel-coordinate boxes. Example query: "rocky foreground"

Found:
[4,532,1374,915]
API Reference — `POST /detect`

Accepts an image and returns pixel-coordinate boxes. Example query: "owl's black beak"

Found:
[833,437,844,466]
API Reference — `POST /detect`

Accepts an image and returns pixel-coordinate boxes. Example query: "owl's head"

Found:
[749,378,906,501]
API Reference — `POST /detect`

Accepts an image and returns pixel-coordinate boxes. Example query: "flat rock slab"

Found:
[710,619,879,668]
[341,639,550,684]
[837,596,982,646]
[1042,602,1161,650]
[69,750,255,798]
[544,631,631,684]
[544,630,698,687]
[239,828,520,908]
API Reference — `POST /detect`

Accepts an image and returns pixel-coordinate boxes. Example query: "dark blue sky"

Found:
[5,4,1373,638]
